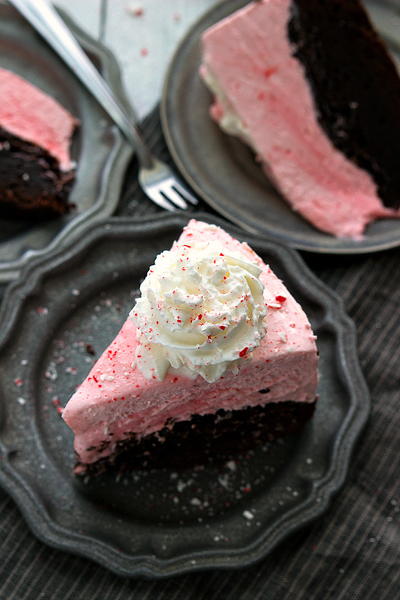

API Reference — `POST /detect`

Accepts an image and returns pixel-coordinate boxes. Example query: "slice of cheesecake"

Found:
[200,0,400,238]
[63,220,318,473]
[0,68,77,220]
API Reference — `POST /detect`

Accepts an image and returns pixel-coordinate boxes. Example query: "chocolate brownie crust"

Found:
[0,127,74,220]
[78,399,317,475]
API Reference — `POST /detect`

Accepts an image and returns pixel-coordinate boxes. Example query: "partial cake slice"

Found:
[0,68,77,220]
[200,0,400,238]
[63,220,318,473]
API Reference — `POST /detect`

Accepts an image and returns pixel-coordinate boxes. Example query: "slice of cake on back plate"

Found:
[0,68,77,220]
[63,220,318,473]
[200,0,400,238]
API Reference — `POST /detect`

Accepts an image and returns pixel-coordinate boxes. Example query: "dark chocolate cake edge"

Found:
[0,127,75,220]
[288,0,400,209]
[76,399,317,476]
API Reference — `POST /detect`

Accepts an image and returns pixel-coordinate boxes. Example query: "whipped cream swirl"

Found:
[130,240,267,383]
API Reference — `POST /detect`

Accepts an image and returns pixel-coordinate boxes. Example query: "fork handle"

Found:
[9,0,153,168]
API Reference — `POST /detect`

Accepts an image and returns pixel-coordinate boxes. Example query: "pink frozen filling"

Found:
[200,0,400,238]
[63,220,318,465]
[0,68,77,171]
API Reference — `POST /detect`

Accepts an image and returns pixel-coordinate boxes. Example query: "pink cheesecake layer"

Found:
[0,68,77,171]
[201,0,400,239]
[63,220,318,466]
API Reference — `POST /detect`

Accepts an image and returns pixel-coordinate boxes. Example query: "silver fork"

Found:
[9,0,198,212]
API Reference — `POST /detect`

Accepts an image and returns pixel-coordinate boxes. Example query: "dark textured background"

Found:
[0,110,399,599]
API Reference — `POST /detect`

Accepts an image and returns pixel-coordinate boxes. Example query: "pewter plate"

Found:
[0,215,369,577]
[0,5,132,282]
[161,0,400,254]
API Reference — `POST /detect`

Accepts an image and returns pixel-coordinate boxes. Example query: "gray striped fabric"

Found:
[0,110,399,599]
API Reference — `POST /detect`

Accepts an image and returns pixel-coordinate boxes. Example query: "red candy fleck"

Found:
[276,295,287,303]
[219,253,224,256]
[51,398,63,415]
[198,314,203,320]
[92,375,98,383]
[183,244,191,248]
[269,302,282,309]
[140,47,148,57]
[173,377,178,383]
[137,355,142,358]
[219,326,226,330]
[264,67,277,78]
[239,347,248,358]
[14,378,23,387]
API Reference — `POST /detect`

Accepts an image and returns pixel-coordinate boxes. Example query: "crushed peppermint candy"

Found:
[100,374,115,382]
[243,510,254,520]
[127,3,144,16]
[65,366,77,375]
[45,362,58,381]
[218,474,230,489]
[51,397,63,415]
[268,302,283,309]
